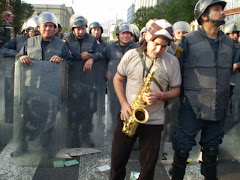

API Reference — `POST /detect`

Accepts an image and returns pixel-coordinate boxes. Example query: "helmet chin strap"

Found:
[209,19,225,25]
[203,16,225,25]
[206,13,226,25]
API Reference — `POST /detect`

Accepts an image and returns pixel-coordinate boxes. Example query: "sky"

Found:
[23,0,135,28]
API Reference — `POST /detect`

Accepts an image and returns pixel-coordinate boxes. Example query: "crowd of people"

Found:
[0,0,240,179]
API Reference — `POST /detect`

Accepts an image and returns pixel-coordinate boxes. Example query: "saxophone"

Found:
[122,59,157,137]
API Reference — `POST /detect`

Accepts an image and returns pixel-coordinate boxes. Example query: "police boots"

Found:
[201,147,219,180]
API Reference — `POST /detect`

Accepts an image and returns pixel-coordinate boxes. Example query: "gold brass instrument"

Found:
[122,59,157,137]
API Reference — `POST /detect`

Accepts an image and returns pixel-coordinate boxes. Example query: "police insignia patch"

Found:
[176,46,183,58]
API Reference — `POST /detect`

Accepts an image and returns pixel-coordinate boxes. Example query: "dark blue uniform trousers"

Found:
[172,97,224,152]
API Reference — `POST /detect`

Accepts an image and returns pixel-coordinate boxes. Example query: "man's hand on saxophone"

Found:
[113,72,132,121]
[142,89,164,105]
[120,101,132,121]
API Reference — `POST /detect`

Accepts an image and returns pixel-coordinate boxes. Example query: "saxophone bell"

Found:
[133,108,149,123]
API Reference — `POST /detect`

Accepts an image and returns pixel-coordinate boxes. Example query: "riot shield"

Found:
[106,59,121,137]
[67,59,106,148]
[0,56,15,124]
[0,56,15,147]
[221,72,240,160]
[12,60,68,167]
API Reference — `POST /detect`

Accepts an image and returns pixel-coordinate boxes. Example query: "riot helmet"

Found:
[223,22,238,34]
[173,21,191,34]
[37,12,58,27]
[89,22,103,34]
[116,22,131,35]
[25,16,38,30]
[70,14,88,29]
[56,17,62,29]
[140,27,147,35]
[21,22,27,33]
[0,28,5,36]
[130,24,140,42]
[194,0,226,25]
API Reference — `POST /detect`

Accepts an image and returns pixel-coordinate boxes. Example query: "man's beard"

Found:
[77,36,84,39]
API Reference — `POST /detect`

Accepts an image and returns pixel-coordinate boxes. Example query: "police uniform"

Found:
[104,40,139,131]
[17,35,73,64]
[64,32,104,147]
[0,36,7,48]
[0,33,28,57]
[172,26,238,179]
[13,34,73,157]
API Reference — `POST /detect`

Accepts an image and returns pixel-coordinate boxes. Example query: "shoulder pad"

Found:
[176,46,184,58]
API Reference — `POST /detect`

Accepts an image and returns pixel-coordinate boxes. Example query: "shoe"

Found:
[11,142,28,157]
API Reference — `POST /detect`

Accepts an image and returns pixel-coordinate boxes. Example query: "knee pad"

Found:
[173,150,189,168]
[202,147,219,167]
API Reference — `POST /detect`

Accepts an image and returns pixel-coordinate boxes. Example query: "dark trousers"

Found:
[172,97,224,152]
[110,116,163,180]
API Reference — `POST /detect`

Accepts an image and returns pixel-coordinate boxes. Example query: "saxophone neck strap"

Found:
[136,48,163,92]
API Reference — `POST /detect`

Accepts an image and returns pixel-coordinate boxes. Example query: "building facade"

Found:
[225,0,240,20]
[134,0,169,12]
[127,3,135,23]
[31,4,74,29]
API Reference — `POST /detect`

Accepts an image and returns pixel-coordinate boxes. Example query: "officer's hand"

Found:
[49,55,63,63]
[142,89,163,105]
[120,101,132,121]
[81,52,92,60]
[233,63,239,73]
[83,58,93,72]
[19,55,33,66]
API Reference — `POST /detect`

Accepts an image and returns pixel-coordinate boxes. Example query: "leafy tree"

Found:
[133,0,198,30]
[12,0,34,34]
[133,7,155,30]
[0,0,34,34]
[162,0,198,24]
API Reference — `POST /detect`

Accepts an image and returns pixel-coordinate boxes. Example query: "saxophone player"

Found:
[110,19,182,180]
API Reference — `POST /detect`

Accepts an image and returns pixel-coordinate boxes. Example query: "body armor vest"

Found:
[107,41,139,62]
[64,32,96,58]
[27,35,64,60]
[16,33,29,52]
[183,27,234,121]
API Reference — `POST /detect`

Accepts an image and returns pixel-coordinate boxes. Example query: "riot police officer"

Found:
[223,20,239,43]
[104,22,139,133]
[89,21,108,128]
[63,14,104,148]
[0,16,39,57]
[170,0,239,180]
[13,12,73,157]
[140,27,147,41]
[0,28,7,48]
[54,18,65,39]
[130,24,140,42]
[167,21,190,55]
[222,20,240,72]
[89,21,108,49]
[17,12,72,65]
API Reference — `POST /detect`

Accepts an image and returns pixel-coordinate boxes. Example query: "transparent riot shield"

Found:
[67,59,106,148]
[0,56,15,148]
[221,73,240,160]
[106,59,121,138]
[12,60,68,167]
